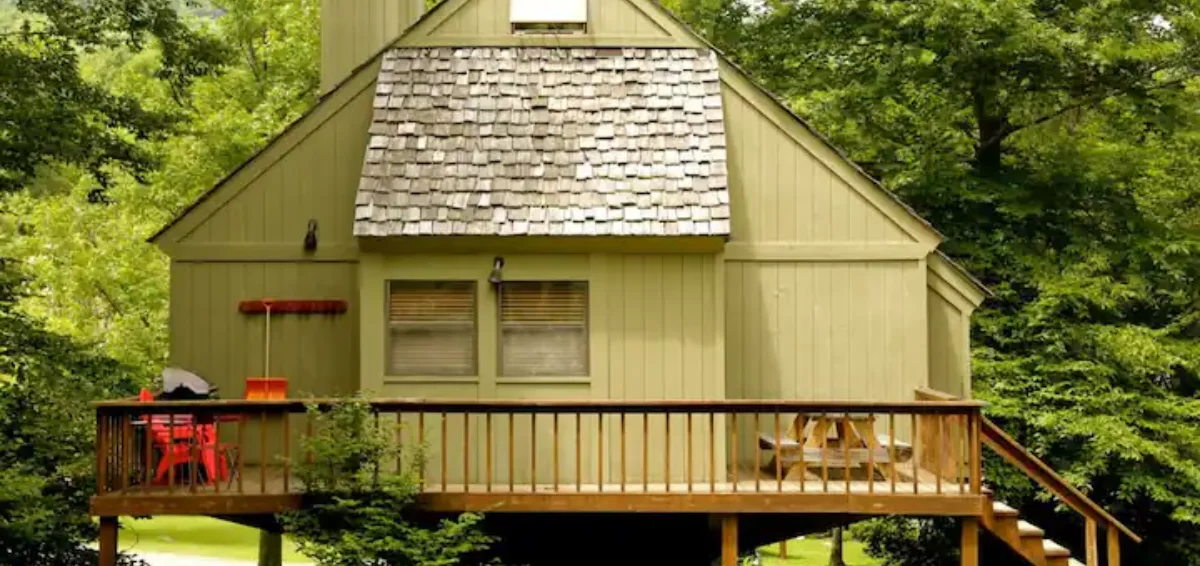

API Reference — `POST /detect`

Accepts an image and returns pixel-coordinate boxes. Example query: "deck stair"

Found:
[982,494,1082,566]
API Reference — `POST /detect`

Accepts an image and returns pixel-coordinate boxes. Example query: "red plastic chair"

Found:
[140,389,229,485]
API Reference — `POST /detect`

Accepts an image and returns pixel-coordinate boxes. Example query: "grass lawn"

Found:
[757,537,882,566]
[117,516,307,563]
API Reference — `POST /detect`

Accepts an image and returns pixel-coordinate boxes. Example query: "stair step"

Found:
[1069,560,1086,566]
[992,501,1019,517]
[1018,520,1045,537]
[1043,539,1071,557]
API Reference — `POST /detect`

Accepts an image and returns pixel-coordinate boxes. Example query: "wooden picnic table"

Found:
[758,412,913,481]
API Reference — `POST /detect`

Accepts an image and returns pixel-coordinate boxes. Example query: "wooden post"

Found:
[960,517,979,566]
[1086,518,1099,566]
[779,540,789,559]
[99,516,118,566]
[721,515,738,566]
[258,531,283,566]
[1107,527,1121,566]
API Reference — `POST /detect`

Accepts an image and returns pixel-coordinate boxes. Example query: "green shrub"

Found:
[851,517,958,566]
[278,397,499,566]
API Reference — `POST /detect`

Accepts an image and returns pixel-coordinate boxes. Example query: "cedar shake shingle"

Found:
[354,47,731,237]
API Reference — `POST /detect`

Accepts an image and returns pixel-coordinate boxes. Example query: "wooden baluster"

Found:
[1107,527,1121,566]
[970,413,982,495]
[577,413,584,492]
[259,412,266,494]
[440,412,448,492]
[888,413,897,494]
[486,413,493,492]
[665,413,671,492]
[774,412,783,493]
[620,413,627,493]
[395,412,404,474]
[867,412,875,495]
[508,413,515,493]
[820,413,829,493]
[935,414,943,495]
[122,416,132,492]
[1086,518,1099,566]
[687,413,694,493]
[907,412,916,494]
[842,414,850,494]
[237,415,246,494]
[96,414,108,495]
[553,413,559,492]
[463,413,470,493]
[530,414,537,491]
[700,412,710,494]
[306,414,314,465]
[282,412,290,494]
[168,413,175,493]
[190,419,198,493]
[597,412,604,492]
[144,413,154,488]
[641,414,648,493]
[957,414,966,495]
[731,413,738,493]
[419,413,426,489]
[753,413,761,492]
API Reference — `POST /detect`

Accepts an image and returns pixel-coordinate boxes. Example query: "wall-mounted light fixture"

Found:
[304,219,319,251]
[489,256,506,285]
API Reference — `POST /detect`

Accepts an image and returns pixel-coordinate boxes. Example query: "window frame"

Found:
[384,279,480,378]
[496,280,591,379]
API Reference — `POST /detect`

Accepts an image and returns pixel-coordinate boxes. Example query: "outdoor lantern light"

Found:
[489,256,505,285]
[304,219,319,251]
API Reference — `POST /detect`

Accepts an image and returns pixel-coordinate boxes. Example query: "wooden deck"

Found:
[93,397,988,518]
[91,462,984,516]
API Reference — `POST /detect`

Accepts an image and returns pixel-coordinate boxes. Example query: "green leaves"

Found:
[280,399,498,566]
[669,0,1200,561]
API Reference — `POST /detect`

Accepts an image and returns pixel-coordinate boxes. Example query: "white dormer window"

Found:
[511,0,588,34]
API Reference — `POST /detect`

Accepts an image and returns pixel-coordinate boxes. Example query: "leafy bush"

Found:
[851,517,958,566]
[278,397,499,566]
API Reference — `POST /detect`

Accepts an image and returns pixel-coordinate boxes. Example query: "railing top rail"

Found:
[93,397,986,415]
[981,417,1141,544]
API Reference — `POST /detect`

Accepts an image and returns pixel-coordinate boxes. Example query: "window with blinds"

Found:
[499,281,589,377]
[387,281,477,376]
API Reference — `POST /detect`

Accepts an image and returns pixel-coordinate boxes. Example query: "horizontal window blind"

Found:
[500,281,588,377]
[388,281,476,376]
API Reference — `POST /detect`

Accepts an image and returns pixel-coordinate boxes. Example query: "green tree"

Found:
[668,0,1200,562]
[0,0,225,193]
[0,0,321,370]
[0,263,146,565]
[279,398,499,566]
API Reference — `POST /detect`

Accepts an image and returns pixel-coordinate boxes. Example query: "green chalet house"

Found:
[91,1,1140,565]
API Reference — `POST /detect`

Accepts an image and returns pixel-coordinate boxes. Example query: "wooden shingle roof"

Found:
[354,47,731,237]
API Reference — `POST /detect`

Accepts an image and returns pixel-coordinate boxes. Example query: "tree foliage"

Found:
[670,0,1200,562]
[0,264,145,565]
[0,0,226,192]
[279,398,499,566]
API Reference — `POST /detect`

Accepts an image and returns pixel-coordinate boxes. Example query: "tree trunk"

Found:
[829,527,846,566]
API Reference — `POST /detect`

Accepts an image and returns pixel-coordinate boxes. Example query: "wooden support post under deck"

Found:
[1107,527,1121,566]
[99,516,118,566]
[960,517,979,566]
[258,531,283,566]
[721,515,738,566]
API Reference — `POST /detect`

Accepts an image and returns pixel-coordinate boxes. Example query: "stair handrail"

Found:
[980,416,1141,544]
[914,388,1140,546]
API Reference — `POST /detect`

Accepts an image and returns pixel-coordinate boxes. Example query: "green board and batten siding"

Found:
[359,251,724,486]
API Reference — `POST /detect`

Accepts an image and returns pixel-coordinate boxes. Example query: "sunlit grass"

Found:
[117,516,307,563]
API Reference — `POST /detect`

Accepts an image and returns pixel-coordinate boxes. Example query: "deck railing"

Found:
[95,398,985,501]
